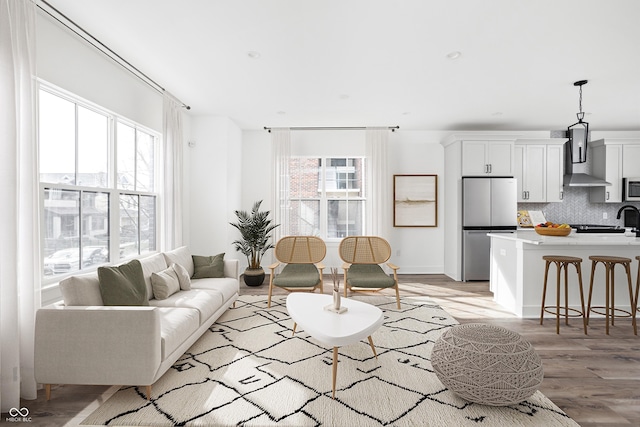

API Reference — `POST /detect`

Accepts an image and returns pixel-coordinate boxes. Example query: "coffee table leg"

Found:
[332,347,338,399]
[367,336,378,359]
[292,322,297,336]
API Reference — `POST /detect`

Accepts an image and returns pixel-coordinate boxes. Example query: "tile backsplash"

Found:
[519,187,640,226]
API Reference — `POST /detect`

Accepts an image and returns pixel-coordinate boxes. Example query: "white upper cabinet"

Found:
[622,144,640,177]
[590,140,622,203]
[462,141,513,176]
[514,140,565,203]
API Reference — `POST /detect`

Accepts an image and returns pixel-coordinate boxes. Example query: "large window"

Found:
[288,157,365,239]
[39,85,159,281]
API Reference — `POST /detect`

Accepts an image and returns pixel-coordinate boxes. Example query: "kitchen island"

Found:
[488,230,640,318]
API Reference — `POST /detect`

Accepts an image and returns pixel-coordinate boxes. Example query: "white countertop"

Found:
[488,230,640,245]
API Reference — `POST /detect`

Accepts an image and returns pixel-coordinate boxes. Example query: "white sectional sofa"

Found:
[34,246,239,400]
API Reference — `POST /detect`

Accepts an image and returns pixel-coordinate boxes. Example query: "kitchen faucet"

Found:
[616,205,640,237]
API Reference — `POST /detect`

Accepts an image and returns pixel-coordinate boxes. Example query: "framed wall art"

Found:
[393,174,437,227]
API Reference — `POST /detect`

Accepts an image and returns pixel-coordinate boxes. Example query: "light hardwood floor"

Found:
[9,274,640,426]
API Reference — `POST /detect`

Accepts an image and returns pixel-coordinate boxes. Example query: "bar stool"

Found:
[586,255,637,335]
[540,255,587,334]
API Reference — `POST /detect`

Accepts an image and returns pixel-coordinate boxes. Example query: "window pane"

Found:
[39,90,75,184]
[140,195,156,253]
[119,194,139,258]
[117,122,135,190]
[328,200,364,238]
[78,106,109,187]
[43,189,80,276]
[82,191,109,266]
[289,200,320,236]
[326,158,364,198]
[289,158,320,198]
[136,130,155,192]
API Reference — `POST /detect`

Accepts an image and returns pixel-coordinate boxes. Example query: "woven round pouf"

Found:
[431,323,543,406]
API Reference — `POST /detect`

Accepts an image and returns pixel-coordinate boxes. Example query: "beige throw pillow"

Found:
[171,262,192,290]
[151,266,181,300]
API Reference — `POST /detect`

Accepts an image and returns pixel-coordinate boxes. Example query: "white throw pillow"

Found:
[171,262,192,290]
[150,266,181,300]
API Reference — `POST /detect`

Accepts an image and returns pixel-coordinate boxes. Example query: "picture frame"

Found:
[393,174,437,227]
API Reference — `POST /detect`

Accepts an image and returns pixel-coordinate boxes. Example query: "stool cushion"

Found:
[431,323,543,406]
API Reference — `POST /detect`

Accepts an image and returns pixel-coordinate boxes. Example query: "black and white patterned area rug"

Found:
[82,296,578,426]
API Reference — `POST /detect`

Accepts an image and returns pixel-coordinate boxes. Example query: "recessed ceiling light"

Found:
[446,51,462,60]
[247,51,261,59]
[276,111,286,115]
[339,94,350,100]
[491,112,503,116]
[402,112,411,115]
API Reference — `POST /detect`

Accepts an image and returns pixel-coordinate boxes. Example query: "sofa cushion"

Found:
[151,266,181,300]
[59,272,104,306]
[156,307,199,360]
[163,246,194,278]
[171,263,192,290]
[98,259,149,306]
[139,253,169,300]
[190,277,239,302]
[149,289,223,325]
[192,253,225,279]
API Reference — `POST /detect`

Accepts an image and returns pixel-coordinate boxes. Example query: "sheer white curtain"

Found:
[271,128,291,241]
[162,92,184,250]
[0,0,40,410]
[366,128,391,239]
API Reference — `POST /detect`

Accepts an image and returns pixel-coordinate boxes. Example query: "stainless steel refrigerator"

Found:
[462,177,517,281]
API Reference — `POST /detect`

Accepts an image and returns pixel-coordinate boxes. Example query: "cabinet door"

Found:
[523,145,546,202]
[487,142,513,176]
[606,145,623,203]
[514,145,525,202]
[590,144,622,203]
[623,145,640,177]
[546,144,564,202]
[461,141,489,175]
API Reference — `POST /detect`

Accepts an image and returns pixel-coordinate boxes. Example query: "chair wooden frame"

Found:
[338,236,401,308]
[267,236,326,307]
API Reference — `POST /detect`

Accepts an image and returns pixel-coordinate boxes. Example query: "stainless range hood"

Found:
[563,128,611,187]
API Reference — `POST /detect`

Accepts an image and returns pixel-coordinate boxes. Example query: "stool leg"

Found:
[555,261,561,334]
[540,260,551,325]
[563,263,570,326]
[610,265,616,327]
[605,264,611,335]
[586,260,597,326]
[625,262,637,336]
[575,262,588,335]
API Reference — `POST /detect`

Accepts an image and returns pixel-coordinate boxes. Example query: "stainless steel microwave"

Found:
[623,178,640,201]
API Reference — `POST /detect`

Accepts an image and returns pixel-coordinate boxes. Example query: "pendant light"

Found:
[567,80,589,164]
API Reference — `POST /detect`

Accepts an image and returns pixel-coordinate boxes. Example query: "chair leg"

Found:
[394,284,401,309]
[267,277,274,308]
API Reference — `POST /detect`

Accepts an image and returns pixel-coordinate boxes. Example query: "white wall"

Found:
[187,116,242,258]
[240,129,447,273]
[36,12,162,131]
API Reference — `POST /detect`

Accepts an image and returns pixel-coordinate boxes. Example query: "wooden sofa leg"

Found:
[145,385,152,400]
[45,384,51,400]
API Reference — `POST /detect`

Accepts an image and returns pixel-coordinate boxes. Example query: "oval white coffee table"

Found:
[286,293,383,398]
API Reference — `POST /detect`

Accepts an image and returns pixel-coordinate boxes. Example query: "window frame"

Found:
[288,156,366,241]
[38,82,161,286]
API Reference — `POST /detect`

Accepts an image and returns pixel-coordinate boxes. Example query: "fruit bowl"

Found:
[534,226,571,236]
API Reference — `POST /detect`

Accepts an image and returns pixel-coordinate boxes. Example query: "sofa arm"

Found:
[35,305,161,387]
[223,259,239,281]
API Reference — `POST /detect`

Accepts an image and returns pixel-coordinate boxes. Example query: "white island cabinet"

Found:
[488,231,640,318]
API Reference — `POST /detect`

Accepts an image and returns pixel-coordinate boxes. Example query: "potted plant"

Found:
[230,200,280,286]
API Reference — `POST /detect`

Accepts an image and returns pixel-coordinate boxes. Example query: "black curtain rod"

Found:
[37,0,191,110]
[264,126,399,133]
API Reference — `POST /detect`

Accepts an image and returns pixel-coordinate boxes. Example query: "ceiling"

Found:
[44,0,640,132]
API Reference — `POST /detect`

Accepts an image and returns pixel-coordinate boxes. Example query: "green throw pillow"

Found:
[192,253,225,279]
[98,259,149,306]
